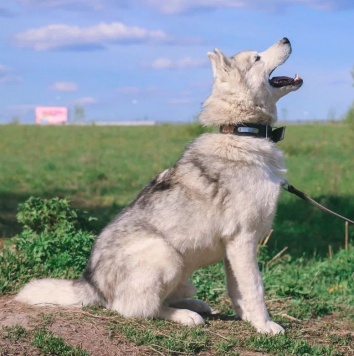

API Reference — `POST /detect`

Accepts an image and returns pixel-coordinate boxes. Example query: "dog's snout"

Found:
[281,37,290,45]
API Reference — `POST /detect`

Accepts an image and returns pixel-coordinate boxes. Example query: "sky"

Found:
[1,0,354,124]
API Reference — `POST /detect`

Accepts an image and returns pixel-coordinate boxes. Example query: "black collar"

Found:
[219,124,286,143]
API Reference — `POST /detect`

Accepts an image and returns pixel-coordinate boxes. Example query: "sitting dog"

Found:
[16,37,303,334]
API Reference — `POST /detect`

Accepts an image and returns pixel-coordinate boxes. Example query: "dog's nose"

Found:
[282,37,290,44]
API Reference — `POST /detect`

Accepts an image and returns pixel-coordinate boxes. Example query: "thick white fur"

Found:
[16,38,302,335]
[14,279,79,306]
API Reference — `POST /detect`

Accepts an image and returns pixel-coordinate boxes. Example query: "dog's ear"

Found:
[207,49,231,79]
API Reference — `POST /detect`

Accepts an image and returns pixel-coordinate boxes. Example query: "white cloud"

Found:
[150,58,172,69]
[116,86,159,95]
[142,0,354,14]
[13,22,169,51]
[289,0,354,11]
[0,64,21,83]
[50,81,78,91]
[74,96,97,105]
[15,0,105,10]
[0,64,11,77]
[143,0,243,14]
[147,57,207,69]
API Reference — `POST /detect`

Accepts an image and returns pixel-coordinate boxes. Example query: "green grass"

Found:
[0,124,207,237]
[274,123,354,256]
[190,246,354,320]
[242,334,338,355]
[110,321,211,354]
[104,310,344,355]
[31,327,89,356]
[2,324,89,355]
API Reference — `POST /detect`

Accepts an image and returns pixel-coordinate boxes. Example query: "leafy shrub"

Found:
[0,197,96,294]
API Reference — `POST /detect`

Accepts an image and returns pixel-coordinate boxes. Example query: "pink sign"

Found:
[35,107,68,125]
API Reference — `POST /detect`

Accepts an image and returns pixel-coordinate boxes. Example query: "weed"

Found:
[244,334,338,355]
[329,333,353,347]
[2,325,28,342]
[192,262,226,304]
[40,313,56,326]
[31,327,89,355]
[215,339,238,355]
[288,299,334,319]
[109,320,210,354]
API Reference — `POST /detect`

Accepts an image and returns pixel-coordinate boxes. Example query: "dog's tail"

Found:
[14,278,101,307]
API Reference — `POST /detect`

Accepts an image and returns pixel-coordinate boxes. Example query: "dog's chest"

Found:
[182,242,226,274]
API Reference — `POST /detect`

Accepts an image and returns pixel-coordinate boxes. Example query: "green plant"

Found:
[2,325,28,342]
[109,320,210,354]
[215,339,238,354]
[0,197,96,294]
[243,334,338,355]
[192,262,226,304]
[31,327,89,355]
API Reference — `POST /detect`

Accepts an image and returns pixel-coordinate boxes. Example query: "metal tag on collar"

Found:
[237,127,260,134]
[271,126,286,142]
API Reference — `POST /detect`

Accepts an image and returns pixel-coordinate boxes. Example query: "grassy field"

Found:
[0,123,353,255]
[0,122,353,355]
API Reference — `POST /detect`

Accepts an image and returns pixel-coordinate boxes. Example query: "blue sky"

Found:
[1,0,354,124]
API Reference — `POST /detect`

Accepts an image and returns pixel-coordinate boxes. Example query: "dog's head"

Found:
[200,38,303,126]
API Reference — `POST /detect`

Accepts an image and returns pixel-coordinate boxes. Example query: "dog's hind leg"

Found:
[169,299,212,314]
[225,234,284,335]
[110,268,206,326]
[107,237,185,320]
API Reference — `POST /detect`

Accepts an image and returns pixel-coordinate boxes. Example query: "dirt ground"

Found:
[0,295,152,356]
[0,296,265,356]
[1,295,353,355]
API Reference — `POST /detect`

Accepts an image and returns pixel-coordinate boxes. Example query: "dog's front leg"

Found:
[225,236,284,335]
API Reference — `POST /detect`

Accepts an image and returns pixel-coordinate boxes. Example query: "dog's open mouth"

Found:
[269,74,303,88]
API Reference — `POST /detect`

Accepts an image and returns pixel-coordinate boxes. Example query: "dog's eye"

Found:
[255,55,261,62]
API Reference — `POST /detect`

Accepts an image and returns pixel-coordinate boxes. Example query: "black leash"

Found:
[282,180,354,225]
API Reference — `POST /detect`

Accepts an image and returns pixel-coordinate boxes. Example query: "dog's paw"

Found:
[158,306,205,326]
[180,310,205,326]
[173,309,205,326]
[254,320,285,335]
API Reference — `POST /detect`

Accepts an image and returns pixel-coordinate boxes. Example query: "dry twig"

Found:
[267,247,288,266]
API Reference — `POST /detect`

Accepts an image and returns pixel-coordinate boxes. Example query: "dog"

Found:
[15,37,303,334]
